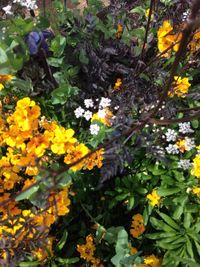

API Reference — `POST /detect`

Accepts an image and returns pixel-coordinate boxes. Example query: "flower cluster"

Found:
[13,0,38,10]
[157,20,181,57]
[130,214,145,238]
[164,123,194,156]
[168,76,191,97]
[77,234,104,267]
[74,97,113,135]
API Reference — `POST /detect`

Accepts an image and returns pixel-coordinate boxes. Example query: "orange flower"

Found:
[130,214,145,238]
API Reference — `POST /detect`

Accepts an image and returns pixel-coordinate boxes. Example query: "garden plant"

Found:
[0,0,200,266]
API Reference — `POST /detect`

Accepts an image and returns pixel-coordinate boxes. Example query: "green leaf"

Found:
[55,230,68,251]
[50,35,67,57]
[150,217,177,232]
[127,196,135,210]
[79,49,89,64]
[157,187,181,196]
[157,211,180,230]
[0,47,8,63]
[19,262,40,267]
[15,185,39,201]
[130,6,145,15]
[185,236,194,259]
[146,232,178,240]
[56,257,79,264]
[47,57,64,67]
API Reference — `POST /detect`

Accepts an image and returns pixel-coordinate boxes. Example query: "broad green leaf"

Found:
[157,187,181,196]
[15,185,39,201]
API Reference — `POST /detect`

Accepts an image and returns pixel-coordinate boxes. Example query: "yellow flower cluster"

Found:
[168,76,191,97]
[0,97,104,263]
[130,214,145,238]
[191,154,200,178]
[157,20,181,57]
[116,23,123,39]
[0,74,13,91]
[147,190,161,206]
[77,234,104,267]
[0,97,104,191]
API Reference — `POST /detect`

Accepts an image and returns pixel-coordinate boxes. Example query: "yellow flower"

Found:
[157,20,181,57]
[0,83,4,91]
[91,108,113,126]
[64,143,89,171]
[192,187,200,197]
[169,76,191,97]
[147,190,161,206]
[144,254,162,267]
[77,234,96,262]
[0,74,14,81]
[114,78,122,91]
[191,154,200,178]
[116,23,123,39]
[130,214,145,238]
[176,139,187,153]
[188,31,200,53]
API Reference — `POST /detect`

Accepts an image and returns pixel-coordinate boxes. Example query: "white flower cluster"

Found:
[74,97,111,135]
[184,137,195,151]
[164,129,177,142]
[179,122,194,134]
[166,144,179,154]
[13,0,38,10]
[89,124,100,135]
[177,159,191,170]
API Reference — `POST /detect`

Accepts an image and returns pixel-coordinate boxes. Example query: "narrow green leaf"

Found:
[157,211,180,230]
[55,230,68,251]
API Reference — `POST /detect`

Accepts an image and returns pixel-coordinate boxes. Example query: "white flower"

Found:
[84,99,94,108]
[185,137,195,151]
[90,124,100,135]
[97,109,106,118]
[179,122,194,134]
[3,5,13,15]
[13,0,38,10]
[99,97,111,108]
[178,159,191,170]
[165,129,178,142]
[84,110,92,121]
[74,107,85,118]
[166,144,179,154]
